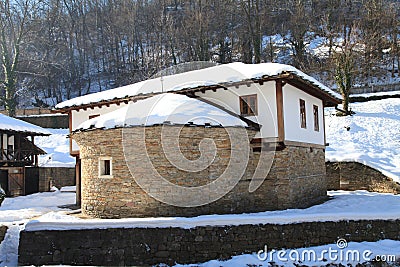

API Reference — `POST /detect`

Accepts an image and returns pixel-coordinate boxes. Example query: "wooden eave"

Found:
[275,72,341,107]
[53,73,341,113]
[0,129,50,137]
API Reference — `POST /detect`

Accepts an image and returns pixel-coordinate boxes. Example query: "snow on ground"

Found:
[1,191,399,266]
[25,191,400,231]
[35,128,75,167]
[0,190,75,267]
[0,191,75,224]
[175,240,400,266]
[325,98,400,183]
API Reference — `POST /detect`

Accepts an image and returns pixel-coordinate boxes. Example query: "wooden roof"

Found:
[54,73,341,114]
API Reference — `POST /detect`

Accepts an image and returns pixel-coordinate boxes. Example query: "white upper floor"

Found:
[56,63,341,155]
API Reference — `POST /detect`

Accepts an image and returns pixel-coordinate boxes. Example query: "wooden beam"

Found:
[283,76,340,107]
[75,157,81,206]
[323,103,327,147]
[0,134,3,160]
[68,111,73,156]
[276,80,285,142]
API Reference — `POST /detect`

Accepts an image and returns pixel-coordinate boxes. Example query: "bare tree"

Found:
[0,0,42,116]
[333,24,360,115]
[240,0,262,63]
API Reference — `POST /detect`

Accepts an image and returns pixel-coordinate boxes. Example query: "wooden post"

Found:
[31,136,38,167]
[0,133,3,160]
[75,157,81,206]
[323,103,327,146]
[17,134,21,161]
[275,80,285,142]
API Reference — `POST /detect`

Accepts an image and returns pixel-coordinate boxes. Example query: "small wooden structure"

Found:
[0,114,50,196]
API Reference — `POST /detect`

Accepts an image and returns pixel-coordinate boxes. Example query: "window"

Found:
[313,105,319,132]
[300,99,306,129]
[99,157,113,178]
[240,94,257,116]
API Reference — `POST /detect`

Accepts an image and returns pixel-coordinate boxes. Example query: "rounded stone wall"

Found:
[73,125,327,218]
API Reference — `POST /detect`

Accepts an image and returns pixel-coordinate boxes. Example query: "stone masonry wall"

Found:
[19,219,400,266]
[38,167,75,192]
[326,162,400,194]
[73,126,327,218]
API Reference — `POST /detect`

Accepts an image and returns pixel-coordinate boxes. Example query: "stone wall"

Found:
[0,108,52,116]
[0,225,7,244]
[38,167,75,192]
[326,162,400,194]
[73,126,327,218]
[350,83,400,95]
[18,219,400,266]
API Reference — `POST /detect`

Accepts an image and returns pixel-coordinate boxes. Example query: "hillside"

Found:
[325,97,400,183]
[1,0,400,113]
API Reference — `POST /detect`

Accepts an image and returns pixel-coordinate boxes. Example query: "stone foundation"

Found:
[18,219,400,266]
[326,161,400,194]
[73,126,327,218]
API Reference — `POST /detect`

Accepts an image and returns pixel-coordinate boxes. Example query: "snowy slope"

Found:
[325,98,400,183]
[35,128,75,167]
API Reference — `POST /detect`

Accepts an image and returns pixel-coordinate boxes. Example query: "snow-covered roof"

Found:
[74,93,248,131]
[56,62,342,110]
[0,114,51,135]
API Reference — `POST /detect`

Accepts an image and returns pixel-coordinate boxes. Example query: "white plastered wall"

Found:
[282,84,325,145]
[195,81,278,139]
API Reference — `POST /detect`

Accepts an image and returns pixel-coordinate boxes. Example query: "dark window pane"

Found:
[104,160,111,175]
[300,99,306,129]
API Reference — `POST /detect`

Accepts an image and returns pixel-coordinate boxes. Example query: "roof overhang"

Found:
[278,73,341,107]
[53,73,341,113]
[0,129,50,137]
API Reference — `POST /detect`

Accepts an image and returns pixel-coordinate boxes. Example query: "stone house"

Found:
[55,62,341,218]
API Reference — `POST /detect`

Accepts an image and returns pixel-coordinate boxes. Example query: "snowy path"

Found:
[0,190,75,266]
[0,190,75,223]
[25,191,400,230]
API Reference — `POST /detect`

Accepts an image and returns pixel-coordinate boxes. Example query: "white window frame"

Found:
[98,156,113,178]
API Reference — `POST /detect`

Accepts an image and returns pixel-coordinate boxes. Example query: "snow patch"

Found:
[75,93,248,131]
